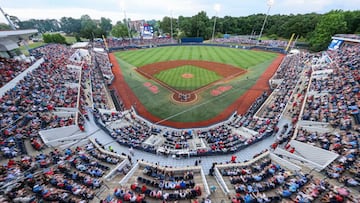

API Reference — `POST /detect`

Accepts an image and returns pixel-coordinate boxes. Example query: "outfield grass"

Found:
[118,46,276,69]
[154,65,222,91]
[115,46,278,123]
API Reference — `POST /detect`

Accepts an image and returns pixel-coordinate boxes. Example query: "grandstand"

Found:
[0,30,359,203]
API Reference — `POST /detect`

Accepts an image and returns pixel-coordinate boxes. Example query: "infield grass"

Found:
[154,65,222,91]
[114,46,278,123]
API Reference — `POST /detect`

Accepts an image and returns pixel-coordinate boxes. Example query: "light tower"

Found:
[119,1,132,44]
[170,10,173,43]
[258,0,274,42]
[0,6,16,30]
[212,4,221,42]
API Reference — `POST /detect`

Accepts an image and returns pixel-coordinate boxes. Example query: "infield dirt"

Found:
[109,54,285,128]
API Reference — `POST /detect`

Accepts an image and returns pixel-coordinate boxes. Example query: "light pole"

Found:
[124,10,132,44]
[212,4,221,42]
[258,0,274,42]
[0,6,16,30]
[170,10,173,43]
[119,1,132,44]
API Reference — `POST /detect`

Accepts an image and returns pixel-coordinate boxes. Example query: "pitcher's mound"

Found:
[181,73,194,79]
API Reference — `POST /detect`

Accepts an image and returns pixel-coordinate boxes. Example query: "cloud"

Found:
[0,0,358,24]
[275,0,359,14]
[1,0,213,23]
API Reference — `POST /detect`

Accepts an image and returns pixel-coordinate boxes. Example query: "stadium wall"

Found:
[108,43,286,54]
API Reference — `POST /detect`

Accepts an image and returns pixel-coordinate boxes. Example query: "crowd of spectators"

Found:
[302,43,359,130]
[70,49,118,113]
[212,36,291,48]
[92,51,114,85]
[219,153,359,203]
[1,36,360,202]
[123,161,202,202]
[0,139,126,202]
[161,130,192,151]
[110,116,153,149]
[0,44,85,158]
[296,128,359,187]
[0,57,33,88]
[0,42,116,160]
[256,53,304,120]
[288,43,360,202]
[104,37,175,50]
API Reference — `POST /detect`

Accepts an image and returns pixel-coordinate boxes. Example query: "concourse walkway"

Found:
[84,111,288,174]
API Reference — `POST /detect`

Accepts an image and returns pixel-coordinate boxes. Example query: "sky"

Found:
[0,0,359,24]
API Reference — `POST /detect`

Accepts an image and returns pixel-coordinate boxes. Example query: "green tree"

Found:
[100,17,112,37]
[111,21,130,39]
[178,16,192,37]
[309,10,347,51]
[191,11,211,38]
[343,10,360,33]
[0,23,11,30]
[80,15,97,40]
[159,16,178,34]
[16,19,60,33]
[60,17,81,34]
[42,33,66,44]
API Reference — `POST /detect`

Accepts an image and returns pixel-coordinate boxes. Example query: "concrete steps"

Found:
[205,175,229,202]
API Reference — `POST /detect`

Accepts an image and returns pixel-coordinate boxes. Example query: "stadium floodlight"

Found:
[170,10,173,43]
[212,3,221,42]
[258,0,274,42]
[0,6,16,30]
[119,1,132,44]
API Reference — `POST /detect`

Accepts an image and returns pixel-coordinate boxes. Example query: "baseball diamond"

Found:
[110,46,283,128]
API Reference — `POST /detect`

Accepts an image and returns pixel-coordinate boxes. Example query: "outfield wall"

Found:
[108,43,286,54]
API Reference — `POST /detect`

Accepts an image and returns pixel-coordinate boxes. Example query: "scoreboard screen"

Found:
[141,23,154,39]
[143,24,154,34]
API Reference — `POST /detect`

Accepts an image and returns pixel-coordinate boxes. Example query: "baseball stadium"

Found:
[0,1,359,203]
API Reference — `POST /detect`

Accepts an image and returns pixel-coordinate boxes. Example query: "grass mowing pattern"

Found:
[115,46,278,122]
[154,65,222,91]
[119,46,276,69]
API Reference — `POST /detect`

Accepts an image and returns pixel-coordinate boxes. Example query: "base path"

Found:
[109,53,285,128]
[136,60,247,103]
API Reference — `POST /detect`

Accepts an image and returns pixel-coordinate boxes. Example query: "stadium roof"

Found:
[0,29,38,51]
[0,29,38,40]
[332,34,360,43]
[71,42,89,49]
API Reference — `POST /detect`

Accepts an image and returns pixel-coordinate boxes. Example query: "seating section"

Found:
[105,37,175,49]
[0,44,82,157]
[0,139,126,202]
[218,153,358,202]
[0,57,33,88]
[0,38,359,202]
[111,160,204,202]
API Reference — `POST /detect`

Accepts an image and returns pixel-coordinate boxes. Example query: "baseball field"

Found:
[111,46,281,126]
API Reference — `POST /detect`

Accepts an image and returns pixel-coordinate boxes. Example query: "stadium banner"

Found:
[328,39,343,50]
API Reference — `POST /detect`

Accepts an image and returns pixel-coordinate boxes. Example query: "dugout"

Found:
[180,37,203,44]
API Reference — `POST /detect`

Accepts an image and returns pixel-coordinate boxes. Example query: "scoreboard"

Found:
[141,23,154,39]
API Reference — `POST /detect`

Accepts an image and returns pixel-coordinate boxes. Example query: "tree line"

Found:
[0,10,359,51]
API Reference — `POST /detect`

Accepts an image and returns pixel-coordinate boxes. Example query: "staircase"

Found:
[205,175,229,202]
